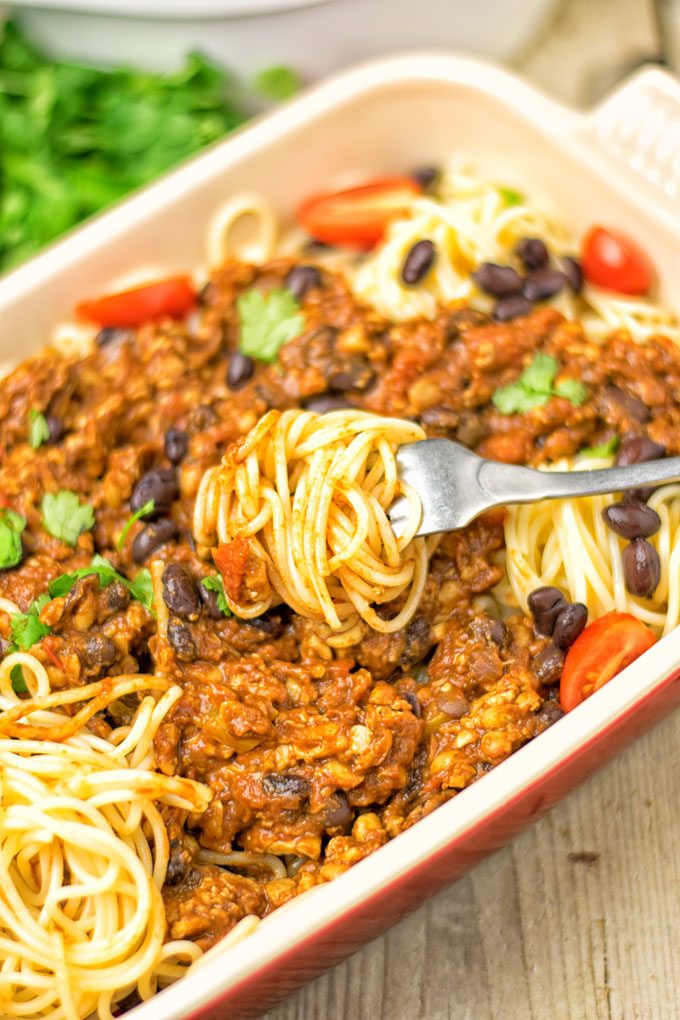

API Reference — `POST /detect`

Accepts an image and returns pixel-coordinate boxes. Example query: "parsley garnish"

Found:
[237,288,304,363]
[10,664,27,693]
[10,593,51,650]
[492,353,588,415]
[255,66,299,102]
[499,186,524,207]
[201,575,231,616]
[41,490,95,546]
[117,499,155,550]
[581,436,620,459]
[0,509,26,570]
[28,410,50,449]
[49,555,154,612]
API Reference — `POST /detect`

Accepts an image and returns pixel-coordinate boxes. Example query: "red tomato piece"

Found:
[296,176,422,249]
[580,226,653,295]
[77,275,196,328]
[214,538,250,602]
[560,611,656,713]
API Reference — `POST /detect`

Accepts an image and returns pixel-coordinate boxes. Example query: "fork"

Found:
[389,439,680,538]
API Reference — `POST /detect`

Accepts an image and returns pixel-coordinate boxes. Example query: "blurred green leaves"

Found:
[0,20,250,271]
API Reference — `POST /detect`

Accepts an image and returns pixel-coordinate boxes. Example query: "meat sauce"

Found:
[1,258,678,948]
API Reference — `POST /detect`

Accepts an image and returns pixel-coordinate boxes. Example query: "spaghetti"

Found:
[0,651,213,1020]
[193,408,435,645]
[503,456,680,636]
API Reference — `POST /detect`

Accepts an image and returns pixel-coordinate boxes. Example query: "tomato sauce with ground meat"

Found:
[0,257,676,949]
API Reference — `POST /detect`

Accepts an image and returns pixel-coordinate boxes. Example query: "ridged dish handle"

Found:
[575,66,680,218]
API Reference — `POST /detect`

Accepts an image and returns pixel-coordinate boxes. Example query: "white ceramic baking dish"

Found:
[1,53,680,1020]
[7,0,559,75]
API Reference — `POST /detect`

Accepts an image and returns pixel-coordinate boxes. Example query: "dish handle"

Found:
[573,66,680,214]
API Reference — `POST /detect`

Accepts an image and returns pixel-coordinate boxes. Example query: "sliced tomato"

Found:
[214,538,250,602]
[560,612,656,713]
[77,275,196,328]
[296,177,422,249]
[580,226,653,295]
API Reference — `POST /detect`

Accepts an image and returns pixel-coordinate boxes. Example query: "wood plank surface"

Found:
[267,3,679,1018]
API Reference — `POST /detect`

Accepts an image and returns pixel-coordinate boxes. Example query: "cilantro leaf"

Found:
[201,574,231,616]
[255,66,300,102]
[41,490,95,546]
[492,353,588,415]
[29,409,50,449]
[129,569,154,612]
[10,593,51,650]
[581,436,620,459]
[0,509,26,570]
[499,186,524,207]
[117,498,155,550]
[554,378,588,407]
[10,663,27,693]
[237,288,304,363]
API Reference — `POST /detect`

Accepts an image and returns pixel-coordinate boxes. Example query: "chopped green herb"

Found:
[10,593,51,650]
[41,490,95,546]
[255,66,300,102]
[10,663,27,693]
[553,378,588,407]
[28,409,50,449]
[0,509,26,569]
[237,288,304,363]
[492,353,588,415]
[499,187,524,207]
[581,436,620,459]
[117,499,155,550]
[49,555,154,611]
[201,574,231,616]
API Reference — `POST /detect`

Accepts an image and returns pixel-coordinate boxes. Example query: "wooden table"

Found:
[268,2,679,1017]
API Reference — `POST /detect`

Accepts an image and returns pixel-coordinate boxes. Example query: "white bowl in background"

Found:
[8,0,560,77]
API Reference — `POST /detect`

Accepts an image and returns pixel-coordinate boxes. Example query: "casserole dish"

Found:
[1,53,680,1020]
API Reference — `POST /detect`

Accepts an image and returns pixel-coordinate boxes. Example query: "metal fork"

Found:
[389,439,680,538]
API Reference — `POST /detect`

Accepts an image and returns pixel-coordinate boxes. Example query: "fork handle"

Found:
[478,455,680,507]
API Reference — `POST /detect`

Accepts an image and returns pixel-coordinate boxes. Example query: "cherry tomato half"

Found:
[296,177,422,249]
[580,226,653,295]
[77,275,196,329]
[560,612,656,713]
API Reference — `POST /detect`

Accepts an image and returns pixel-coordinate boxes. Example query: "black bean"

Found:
[489,619,507,647]
[132,518,178,563]
[198,579,223,619]
[401,239,436,285]
[473,262,524,297]
[45,415,64,443]
[532,644,565,686]
[402,690,421,718]
[600,386,649,425]
[327,363,376,393]
[303,395,352,414]
[162,563,200,621]
[188,404,218,432]
[131,467,178,517]
[527,586,567,635]
[536,698,565,725]
[262,773,309,799]
[95,327,131,348]
[492,294,533,322]
[419,404,459,431]
[240,612,285,638]
[105,580,130,613]
[516,237,549,271]
[285,265,322,301]
[602,501,661,540]
[324,790,352,829]
[522,268,566,302]
[438,694,470,719]
[167,617,197,661]
[82,633,117,670]
[226,351,255,391]
[616,433,665,466]
[165,839,192,886]
[164,427,189,465]
[561,256,583,294]
[622,538,660,597]
[400,615,433,668]
[411,166,440,190]
[552,603,588,650]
